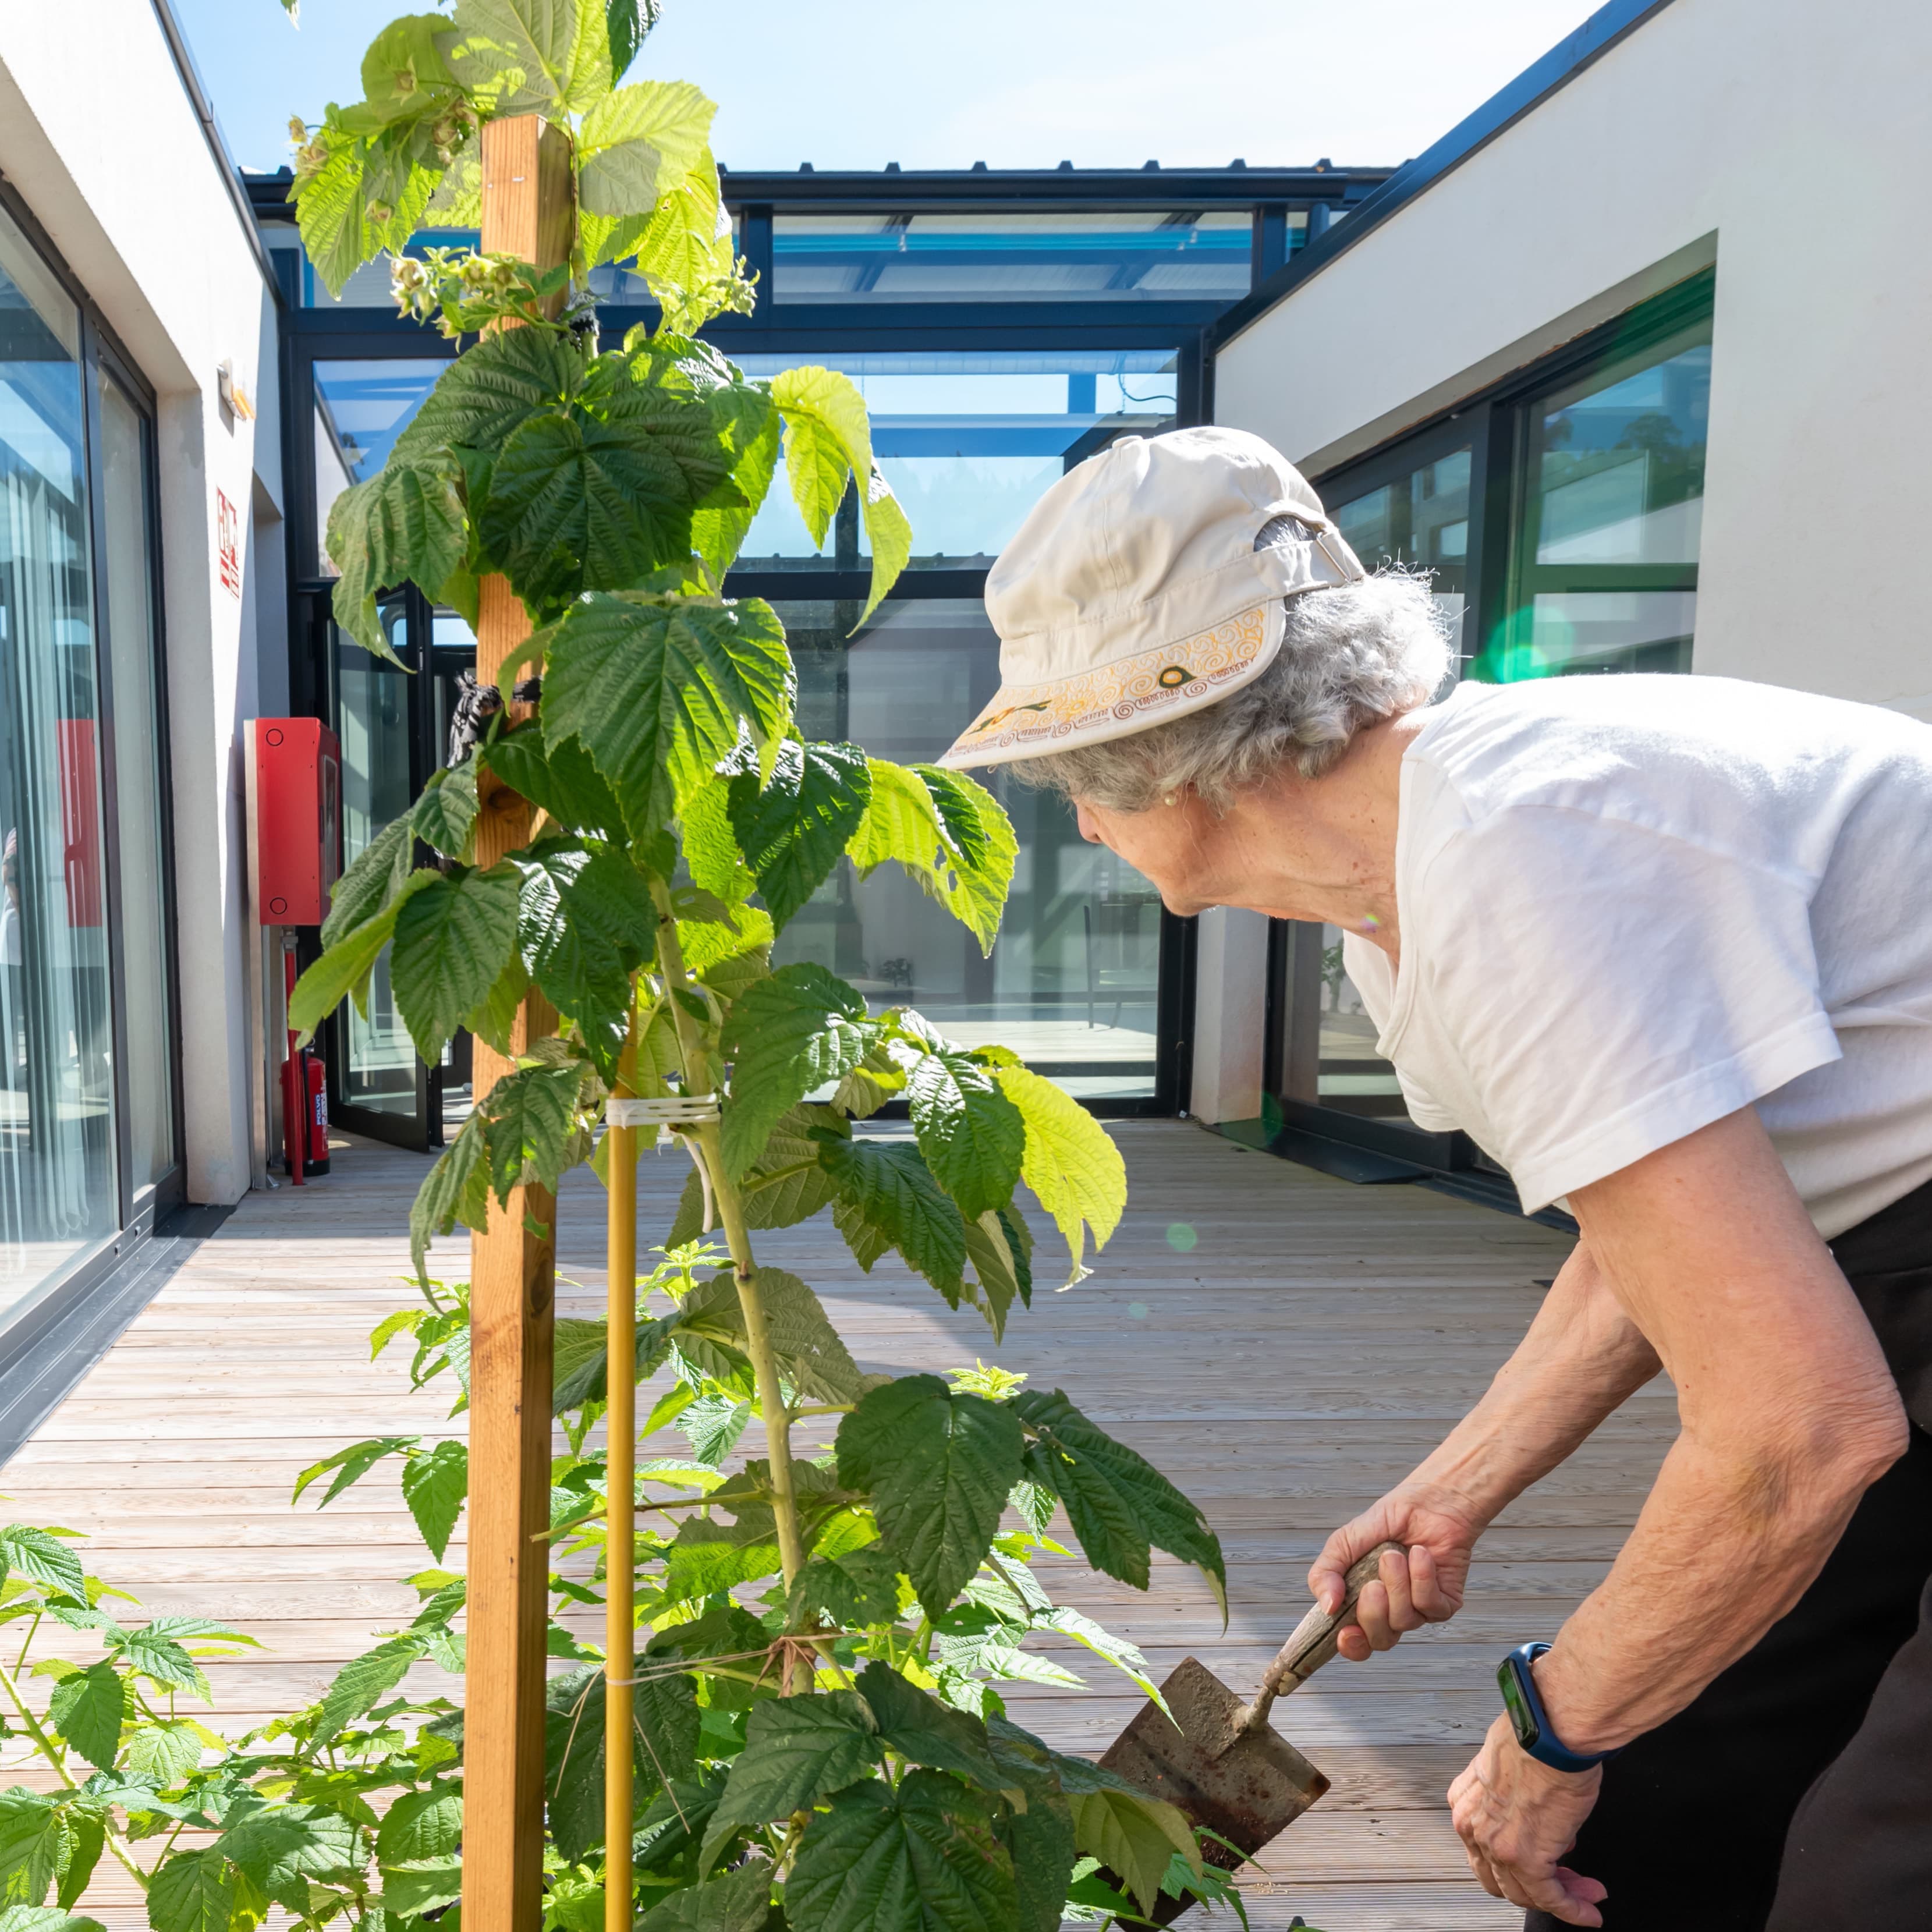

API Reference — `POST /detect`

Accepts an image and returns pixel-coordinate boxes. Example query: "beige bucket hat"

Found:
[937,426,1366,771]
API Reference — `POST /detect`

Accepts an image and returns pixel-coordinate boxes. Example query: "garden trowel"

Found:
[1096,1541,1402,1923]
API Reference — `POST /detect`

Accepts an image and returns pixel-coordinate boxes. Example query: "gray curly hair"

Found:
[1011,568,1452,814]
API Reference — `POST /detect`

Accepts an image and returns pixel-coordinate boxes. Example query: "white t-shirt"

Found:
[1343,675,1932,1236]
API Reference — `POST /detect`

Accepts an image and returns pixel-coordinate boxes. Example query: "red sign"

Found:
[217,488,242,597]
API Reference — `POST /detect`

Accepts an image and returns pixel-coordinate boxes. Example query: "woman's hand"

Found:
[1448,1711,1608,1926]
[1309,1483,1480,1661]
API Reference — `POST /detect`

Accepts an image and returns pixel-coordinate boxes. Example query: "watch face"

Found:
[1498,1658,1541,1748]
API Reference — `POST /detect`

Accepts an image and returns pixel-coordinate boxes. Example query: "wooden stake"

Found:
[462,113,573,1932]
[603,1105,638,1932]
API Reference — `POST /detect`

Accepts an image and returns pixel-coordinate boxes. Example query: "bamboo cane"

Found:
[604,1078,638,1932]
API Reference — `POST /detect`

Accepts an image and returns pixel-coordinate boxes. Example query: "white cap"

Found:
[938,426,1364,770]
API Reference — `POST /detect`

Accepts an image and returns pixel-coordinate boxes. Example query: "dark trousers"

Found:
[1525,1178,1932,1932]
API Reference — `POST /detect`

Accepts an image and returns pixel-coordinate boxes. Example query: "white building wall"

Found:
[0,1,282,1205]
[1199,0,1932,1122]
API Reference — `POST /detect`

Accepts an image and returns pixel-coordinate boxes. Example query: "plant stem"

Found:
[647,880,806,1597]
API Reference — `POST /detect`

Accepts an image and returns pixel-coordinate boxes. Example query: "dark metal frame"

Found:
[0,173,189,1349]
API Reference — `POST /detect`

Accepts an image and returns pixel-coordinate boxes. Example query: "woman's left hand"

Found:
[1447,1713,1610,1927]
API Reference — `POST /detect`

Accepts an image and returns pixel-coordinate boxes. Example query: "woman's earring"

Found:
[1161,793,1178,807]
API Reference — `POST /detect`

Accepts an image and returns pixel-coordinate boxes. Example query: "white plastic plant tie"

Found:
[605,1095,720,1127]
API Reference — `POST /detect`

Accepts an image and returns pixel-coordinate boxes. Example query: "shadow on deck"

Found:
[1,1120,1674,1930]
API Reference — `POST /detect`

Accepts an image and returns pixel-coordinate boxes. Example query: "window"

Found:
[0,196,176,1318]
[1330,430,1474,664]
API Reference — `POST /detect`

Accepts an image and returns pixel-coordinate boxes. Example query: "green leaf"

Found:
[1068,1787,1199,1919]
[726,740,871,934]
[410,762,480,859]
[120,1722,204,1788]
[691,379,781,580]
[433,0,605,112]
[853,1663,1013,1796]
[375,1787,462,1866]
[380,1858,464,1919]
[981,1727,1079,1932]
[480,723,624,837]
[661,1508,780,1607]
[215,1805,361,1910]
[328,456,467,662]
[836,1377,1024,1621]
[287,894,407,1046]
[400,1440,468,1562]
[788,1771,1016,1932]
[481,1060,585,1206]
[46,1663,124,1772]
[771,366,873,550]
[672,1103,836,1245]
[543,594,793,842]
[685,1267,868,1408]
[1013,1389,1226,1614]
[911,766,1018,956]
[0,1792,63,1909]
[699,1692,878,1869]
[293,1436,419,1508]
[409,1113,490,1281]
[322,814,414,948]
[905,1051,1025,1221]
[857,470,913,627]
[295,137,373,301]
[313,1637,427,1744]
[0,1527,87,1600]
[679,775,753,903]
[578,80,714,217]
[513,842,647,1074]
[144,1848,233,1932]
[394,328,580,466]
[391,863,522,1064]
[789,1544,903,1630]
[0,1910,105,1932]
[959,1211,1027,1343]
[544,1662,699,1862]
[718,964,871,1179]
[605,0,655,80]
[636,1862,772,1932]
[995,1066,1126,1286]
[816,1136,967,1303]
[358,13,460,122]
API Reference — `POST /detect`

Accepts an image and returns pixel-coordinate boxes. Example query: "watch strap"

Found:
[1497,1643,1618,1773]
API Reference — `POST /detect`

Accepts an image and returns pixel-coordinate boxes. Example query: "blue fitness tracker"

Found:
[1497,1643,1618,1773]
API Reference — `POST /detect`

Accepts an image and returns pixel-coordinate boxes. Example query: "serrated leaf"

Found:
[293,1435,418,1508]
[514,840,648,1075]
[686,1267,867,1406]
[699,1692,877,1869]
[400,1440,468,1562]
[718,964,871,1179]
[0,1527,86,1601]
[481,1060,584,1206]
[380,1857,464,1919]
[481,723,625,838]
[393,327,580,466]
[409,1112,490,1281]
[1013,1389,1225,1614]
[837,1377,1023,1621]
[47,1664,123,1772]
[433,0,605,113]
[788,1770,1015,1932]
[288,873,435,1045]
[679,776,753,903]
[0,1910,105,1932]
[120,1722,204,1788]
[853,1662,1013,1796]
[692,380,781,581]
[328,456,467,662]
[995,1066,1125,1286]
[391,863,522,1065]
[771,367,873,550]
[816,1136,967,1303]
[215,1804,361,1909]
[544,594,793,843]
[144,1847,232,1932]
[578,80,714,217]
[912,765,1018,956]
[857,468,912,627]
[375,1786,461,1866]
[959,1211,1028,1343]
[313,1637,426,1744]
[544,1662,698,1862]
[295,137,373,301]
[726,740,870,934]
[661,1508,780,1607]
[1069,1787,1199,1919]
[322,814,414,948]
[636,1860,772,1932]
[410,761,480,858]
[905,1051,1025,1221]
[0,1792,63,1909]
[788,1544,903,1631]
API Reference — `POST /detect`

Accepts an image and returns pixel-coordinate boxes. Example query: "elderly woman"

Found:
[936,427,1932,1932]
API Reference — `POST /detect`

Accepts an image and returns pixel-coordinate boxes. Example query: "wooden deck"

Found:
[0,1120,1675,1931]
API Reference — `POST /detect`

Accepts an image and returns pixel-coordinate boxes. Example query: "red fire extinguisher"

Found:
[281,940,331,1182]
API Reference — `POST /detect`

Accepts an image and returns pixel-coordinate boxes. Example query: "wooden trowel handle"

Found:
[1240,1540,1403,1735]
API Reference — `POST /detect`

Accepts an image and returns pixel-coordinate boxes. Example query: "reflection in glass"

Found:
[335,624,418,1116]
[732,352,1178,568]
[312,360,451,571]
[0,204,116,1313]
[1533,339,1708,566]
[1330,444,1472,664]
[774,600,1159,1098]
[1311,925,1406,1115]
[772,211,1254,304]
[98,375,176,1196]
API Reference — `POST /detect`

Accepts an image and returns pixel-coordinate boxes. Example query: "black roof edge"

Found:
[242,162,1395,220]
[1204,0,1679,355]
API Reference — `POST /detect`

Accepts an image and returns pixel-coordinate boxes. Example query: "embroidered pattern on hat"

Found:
[961,604,1270,756]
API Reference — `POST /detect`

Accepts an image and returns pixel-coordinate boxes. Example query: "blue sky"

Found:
[176,0,1603,178]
